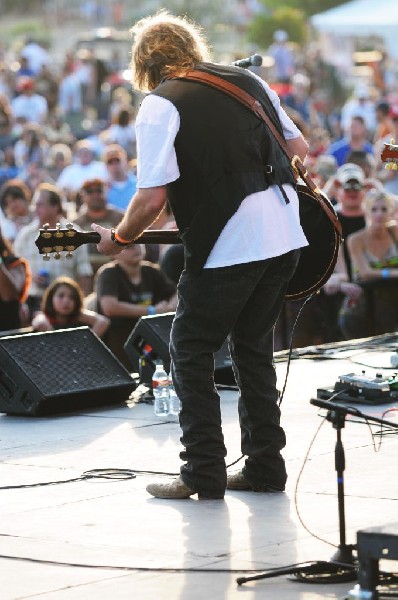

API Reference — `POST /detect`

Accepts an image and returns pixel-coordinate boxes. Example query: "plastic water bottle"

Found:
[152,363,170,416]
[168,378,181,416]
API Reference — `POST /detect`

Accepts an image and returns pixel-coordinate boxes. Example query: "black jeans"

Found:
[170,250,300,498]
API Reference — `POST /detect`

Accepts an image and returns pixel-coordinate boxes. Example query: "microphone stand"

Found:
[237,399,398,586]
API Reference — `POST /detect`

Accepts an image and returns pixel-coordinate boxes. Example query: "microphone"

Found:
[232,54,263,69]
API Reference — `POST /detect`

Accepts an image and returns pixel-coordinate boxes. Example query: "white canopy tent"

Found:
[311,0,398,70]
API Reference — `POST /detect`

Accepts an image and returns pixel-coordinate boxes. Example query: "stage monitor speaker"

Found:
[0,327,136,416]
[124,313,235,385]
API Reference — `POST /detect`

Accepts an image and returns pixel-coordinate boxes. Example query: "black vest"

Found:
[152,63,296,274]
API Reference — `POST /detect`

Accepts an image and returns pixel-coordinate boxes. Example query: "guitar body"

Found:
[286,184,341,300]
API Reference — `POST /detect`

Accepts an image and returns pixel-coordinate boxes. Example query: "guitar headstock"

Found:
[381,140,398,170]
[35,222,101,260]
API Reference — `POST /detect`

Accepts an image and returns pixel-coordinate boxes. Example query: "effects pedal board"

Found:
[317,371,398,405]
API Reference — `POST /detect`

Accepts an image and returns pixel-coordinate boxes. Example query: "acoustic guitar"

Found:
[35,189,341,301]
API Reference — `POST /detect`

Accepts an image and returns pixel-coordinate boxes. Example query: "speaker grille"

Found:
[3,329,129,396]
[0,327,136,415]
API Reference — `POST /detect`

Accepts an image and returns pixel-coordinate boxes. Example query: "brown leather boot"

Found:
[227,470,284,492]
[146,476,224,499]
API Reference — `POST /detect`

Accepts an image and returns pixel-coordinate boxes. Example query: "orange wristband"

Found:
[114,230,133,244]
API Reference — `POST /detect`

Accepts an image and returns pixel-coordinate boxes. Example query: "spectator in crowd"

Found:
[340,85,377,137]
[284,72,314,125]
[32,276,109,337]
[109,86,132,120]
[35,63,59,115]
[375,106,398,195]
[11,77,48,125]
[340,189,398,338]
[103,144,137,211]
[15,56,34,80]
[0,178,34,242]
[311,154,338,191]
[95,243,177,368]
[20,39,51,75]
[0,223,31,332]
[14,182,93,318]
[333,163,368,279]
[56,139,107,199]
[0,63,15,100]
[46,143,73,182]
[0,93,14,150]
[57,65,84,131]
[101,108,137,158]
[13,122,49,178]
[327,116,374,167]
[267,30,296,82]
[42,111,75,146]
[74,49,95,110]
[0,146,19,187]
[344,149,376,179]
[374,100,394,143]
[74,178,124,276]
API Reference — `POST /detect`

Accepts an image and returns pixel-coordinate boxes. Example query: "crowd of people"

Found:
[0,28,398,371]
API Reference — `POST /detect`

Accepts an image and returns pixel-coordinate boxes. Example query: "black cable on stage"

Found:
[0,456,247,490]
[278,292,316,406]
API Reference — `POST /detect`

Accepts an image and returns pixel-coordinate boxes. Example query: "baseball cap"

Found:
[336,163,365,186]
[18,76,34,92]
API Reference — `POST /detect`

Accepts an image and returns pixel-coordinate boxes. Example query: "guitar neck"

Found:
[133,229,181,244]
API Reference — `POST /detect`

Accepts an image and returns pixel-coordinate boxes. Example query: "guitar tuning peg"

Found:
[65,252,73,259]
[66,222,73,230]
[54,222,64,238]
[41,222,52,239]
[54,252,61,260]
[43,253,51,261]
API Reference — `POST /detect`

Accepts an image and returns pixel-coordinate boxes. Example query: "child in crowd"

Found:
[32,276,109,338]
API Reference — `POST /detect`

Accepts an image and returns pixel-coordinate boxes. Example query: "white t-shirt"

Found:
[11,93,48,124]
[57,161,108,192]
[135,71,308,268]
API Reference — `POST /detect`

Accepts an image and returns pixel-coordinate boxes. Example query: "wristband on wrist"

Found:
[110,228,133,247]
[147,305,156,316]
[381,268,390,279]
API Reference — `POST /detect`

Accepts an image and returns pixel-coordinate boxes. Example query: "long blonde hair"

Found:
[130,10,212,93]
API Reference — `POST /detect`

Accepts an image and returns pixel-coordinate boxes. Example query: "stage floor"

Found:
[1,341,398,599]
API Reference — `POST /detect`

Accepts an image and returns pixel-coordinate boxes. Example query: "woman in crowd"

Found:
[0,178,34,242]
[0,224,31,331]
[32,276,109,338]
[340,189,398,337]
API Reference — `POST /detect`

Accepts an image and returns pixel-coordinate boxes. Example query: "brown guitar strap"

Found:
[177,69,341,232]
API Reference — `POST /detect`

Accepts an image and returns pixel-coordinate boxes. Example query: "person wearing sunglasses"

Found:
[74,178,124,279]
[340,189,398,338]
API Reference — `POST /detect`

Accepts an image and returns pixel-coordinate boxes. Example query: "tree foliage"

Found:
[248,7,307,49]
[261,0,348,17]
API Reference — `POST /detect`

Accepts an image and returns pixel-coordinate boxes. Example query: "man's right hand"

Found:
[91,224,123,256]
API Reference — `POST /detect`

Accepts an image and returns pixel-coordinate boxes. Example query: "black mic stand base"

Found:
[237,401,360,587]
[237,555,358,586]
